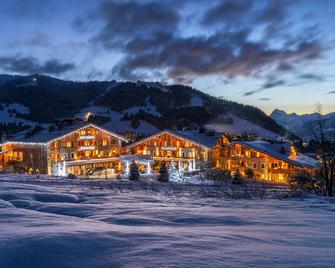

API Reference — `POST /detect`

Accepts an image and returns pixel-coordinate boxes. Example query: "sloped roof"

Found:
[7,123,128,144]
[174,130,223,148]
[235,140,320,169]
[126,129,223,149]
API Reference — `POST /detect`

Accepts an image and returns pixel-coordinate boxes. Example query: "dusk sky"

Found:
[0,0,334,114]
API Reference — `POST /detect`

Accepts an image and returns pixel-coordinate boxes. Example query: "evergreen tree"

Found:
[168,161,183,183]
[129,161,140,180]
[158,161,169,182]
[245,168,255,179]
[232,169,243,184]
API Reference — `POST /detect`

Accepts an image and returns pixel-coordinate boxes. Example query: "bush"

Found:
[158,161,169,182]
[245,168,255,179]
[206,169,231,181]
[232,169,243,185]
[289,170,323,195]
[129,161,140,180]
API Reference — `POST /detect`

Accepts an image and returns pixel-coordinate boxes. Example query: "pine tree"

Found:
[168,161,183,183]
[129,161,140,180]
[158,161,169,182]
[245,168,254,179]
[232,169,243,184]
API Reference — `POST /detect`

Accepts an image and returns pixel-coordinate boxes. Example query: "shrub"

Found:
[129,161,140,180]
[158,161,169,182]
[245,168,255,179]
[289,170,323,195]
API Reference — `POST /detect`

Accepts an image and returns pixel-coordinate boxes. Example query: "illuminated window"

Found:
[71,153,75,159]
[66,141,72,148]
[63,153,67,160]
[85,151,91,157]
[80,130,86,135]
[102,140,108,146]
[12,151,23,161]
[271,163,278,168]
[54,141,60,148]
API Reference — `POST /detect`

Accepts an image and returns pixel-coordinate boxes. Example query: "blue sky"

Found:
[0,0,334,114]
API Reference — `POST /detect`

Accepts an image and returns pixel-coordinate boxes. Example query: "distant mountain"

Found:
[271,109,335,141]
[0,74,297,140]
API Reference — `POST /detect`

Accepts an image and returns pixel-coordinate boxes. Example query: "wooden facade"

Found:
[0,125,319,182]
[123,130,227,172]
[0,124,127,176]
[0,143,48,174]
[214,142,318,183]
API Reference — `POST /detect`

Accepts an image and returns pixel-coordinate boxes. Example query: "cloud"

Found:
[201,0,253,26]
[112,28,322,83]
[277,62,295,71]
[261,78,286,89]
[0,55,75,75]
[244,77,286,96]
[73,0,323,83]
[258,97,271,101]
[327,90,335,94]
[297,73,324,81]
[86,0,180,49]
[25,33,53,47]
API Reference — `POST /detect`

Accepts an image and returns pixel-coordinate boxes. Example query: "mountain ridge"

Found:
[0,74,297,140]
[271,109,335,141]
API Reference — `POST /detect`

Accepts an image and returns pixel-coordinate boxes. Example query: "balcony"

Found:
[79,135,95,140]
[78,146,95,151]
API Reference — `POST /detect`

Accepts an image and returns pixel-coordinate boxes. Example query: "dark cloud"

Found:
[277,62,295,71]
[244,77,286,96]
[201,0,253,26]
[86,0,180,48]
[297,73,324,81]
[261,78,286,89]
[25,33,52,47]
[327,90,335,94]
[113,28,322,83]
[72,0,324,84]
[0,55,75,75]
[201,0,292,30]
[258,97,271,101]
[86,69,105,80]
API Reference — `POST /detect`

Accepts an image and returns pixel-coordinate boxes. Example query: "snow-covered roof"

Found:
[174,130,223,148]
[126,130,223,149]
[7,123,128,144]
[234,140,320,169]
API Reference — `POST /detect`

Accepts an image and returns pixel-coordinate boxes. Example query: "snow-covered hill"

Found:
[271,109,335,141]
[0,74,295,140]
[206,114,290,141]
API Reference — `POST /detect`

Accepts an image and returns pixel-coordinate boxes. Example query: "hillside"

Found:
[271,109,335,141]
[0,74,296,139]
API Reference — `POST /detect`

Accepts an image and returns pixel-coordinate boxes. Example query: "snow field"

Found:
[0,175,334,268]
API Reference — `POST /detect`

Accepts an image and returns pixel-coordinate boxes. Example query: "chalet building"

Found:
[215,140,320,182]
[122,130,229,173]
[0,123,127,176]
[0,122,320,183]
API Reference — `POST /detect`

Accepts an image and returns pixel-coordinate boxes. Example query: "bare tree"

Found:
[312,103,335,196]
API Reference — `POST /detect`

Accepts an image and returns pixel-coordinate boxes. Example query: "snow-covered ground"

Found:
[74,106,159,135]
[0,175,334,268]
[206,114,289,141]
[0,102,35,125]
